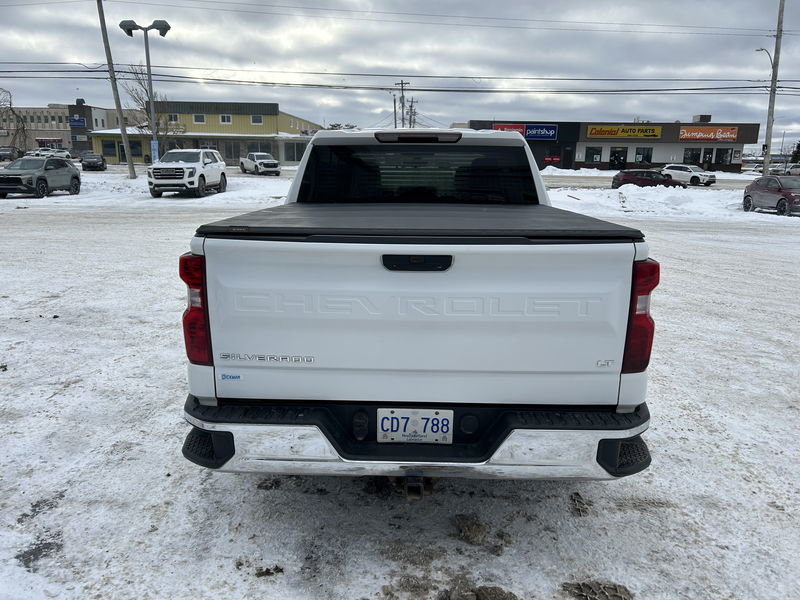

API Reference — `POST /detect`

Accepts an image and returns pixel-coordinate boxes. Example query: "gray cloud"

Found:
[2,0,798,148]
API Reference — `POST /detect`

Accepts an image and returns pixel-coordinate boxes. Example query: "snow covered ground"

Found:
[1,171,798,600]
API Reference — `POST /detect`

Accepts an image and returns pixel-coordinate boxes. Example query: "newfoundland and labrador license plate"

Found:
[376,408,454,444]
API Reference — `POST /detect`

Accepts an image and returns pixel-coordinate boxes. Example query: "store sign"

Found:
[492,123,525,135]
[68,117,86,128]
[587,125,662,138]
[525,124,558,140]
[70,135,88,142]
[679,126,738,141]
[543,155,560,163]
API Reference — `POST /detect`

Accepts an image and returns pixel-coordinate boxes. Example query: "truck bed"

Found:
[195,203,644,242]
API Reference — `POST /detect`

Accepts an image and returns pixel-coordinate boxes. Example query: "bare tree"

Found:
[121,64,183,156]
[0,88,28,150]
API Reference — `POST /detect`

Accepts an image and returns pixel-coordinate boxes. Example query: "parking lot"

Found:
[1,172,798,600]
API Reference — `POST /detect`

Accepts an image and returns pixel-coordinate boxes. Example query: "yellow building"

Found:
[90,101,323,165]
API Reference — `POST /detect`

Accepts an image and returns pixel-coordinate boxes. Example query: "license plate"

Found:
[377,408,454,444]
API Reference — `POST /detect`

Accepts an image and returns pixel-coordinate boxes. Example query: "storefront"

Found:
[574,122,759,172]
[467,120,580,169]
[467,119,759,172]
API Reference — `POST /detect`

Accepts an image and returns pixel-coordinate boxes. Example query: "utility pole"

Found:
[393,94,397,128]
[395,80,409,127]
[408,98,416,128]
[762,0,785,174]
[96,0,136,179]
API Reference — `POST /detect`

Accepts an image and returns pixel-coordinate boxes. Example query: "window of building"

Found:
[247,141,273,154]
[37,115,42,123]
[714,148,732,165]
[251,115,263,125]
[222,141,240,160]
[168,114,179,123]
[123,117,129,125]
[193,114,206,124]
[683,148,701,165]
[285,141,307,162]
[585,146,603,163]
[289,118,294,129]
[220,114,232,125]
[635,147,653,163]
[58,116,63,124]
[101,119,105,128]
[129,140,143,156]
[102,140,117,157]
[44,116,49,124]
[199,140,218,149]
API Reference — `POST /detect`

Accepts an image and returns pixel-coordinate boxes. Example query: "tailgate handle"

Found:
[382,254,453,272]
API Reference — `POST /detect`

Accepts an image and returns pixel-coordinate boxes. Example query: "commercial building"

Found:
[0,100,141,153]
[90,101,323,165]
[468,117,760,172]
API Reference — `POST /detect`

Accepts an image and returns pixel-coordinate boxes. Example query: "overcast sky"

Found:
[2,0,799,151]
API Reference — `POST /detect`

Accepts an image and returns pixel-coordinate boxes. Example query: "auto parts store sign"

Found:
[679,126,738,141]
[587,125,662,138]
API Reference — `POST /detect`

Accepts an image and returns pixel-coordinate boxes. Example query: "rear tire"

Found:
[0,192,7,199]
[777,199,789,216]
[194,176,207,198]
[743,196,753,212]
[239,163,246,173]
[34,179,48,198]
[217,173,227,193]
[69,178,80,195]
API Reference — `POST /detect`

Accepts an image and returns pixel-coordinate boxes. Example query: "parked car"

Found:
[768,163,800,176]
[81,153,107,171]
[0,157,81,198]
[147,149,227,197]
[661,164,716,186]
[0,146,21,161]
[743,176,800,216]
[49,149,73,160]
[611,169,687,189]
[239,152,280,175]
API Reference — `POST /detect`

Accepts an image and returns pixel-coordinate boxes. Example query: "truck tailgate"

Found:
[203,237,636,406]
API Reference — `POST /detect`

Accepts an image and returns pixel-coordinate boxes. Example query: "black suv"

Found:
[81,153,107,171]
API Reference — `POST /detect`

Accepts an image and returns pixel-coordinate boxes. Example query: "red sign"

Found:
[492,124,525,135]
[544,155,560,163]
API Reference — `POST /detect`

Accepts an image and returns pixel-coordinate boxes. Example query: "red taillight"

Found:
[622,258,660,374]
[179,253,212,365]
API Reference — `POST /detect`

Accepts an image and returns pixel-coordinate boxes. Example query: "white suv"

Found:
[661,164,716,186]
[148,149,228,198]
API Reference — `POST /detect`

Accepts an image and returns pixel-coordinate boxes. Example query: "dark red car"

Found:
[743,176,800,216]
[611,169,687,189]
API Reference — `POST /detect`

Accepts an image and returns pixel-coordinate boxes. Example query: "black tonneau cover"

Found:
[196,203,644,243]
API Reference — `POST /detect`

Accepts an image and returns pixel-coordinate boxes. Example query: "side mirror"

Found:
[204,158,212,165]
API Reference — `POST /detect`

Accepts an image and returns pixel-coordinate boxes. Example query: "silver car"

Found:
[0,157,81,198]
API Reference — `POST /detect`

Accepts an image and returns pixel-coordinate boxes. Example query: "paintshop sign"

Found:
[587,125,662,138]
[679,126,738,141]
[524,124,558,140]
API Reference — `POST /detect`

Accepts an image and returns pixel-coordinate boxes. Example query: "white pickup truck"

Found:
[179,129,659,493]
[239,152,280,176]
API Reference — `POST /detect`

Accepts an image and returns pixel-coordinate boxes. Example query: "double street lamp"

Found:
[119,19,170,162]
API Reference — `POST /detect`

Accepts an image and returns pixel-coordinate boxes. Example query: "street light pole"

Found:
[758,0,785,174]
[119,19,170,163]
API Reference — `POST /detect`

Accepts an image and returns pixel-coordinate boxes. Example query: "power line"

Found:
[1,62,794,84]
[125,0,788,34]
[102,0,779,37]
